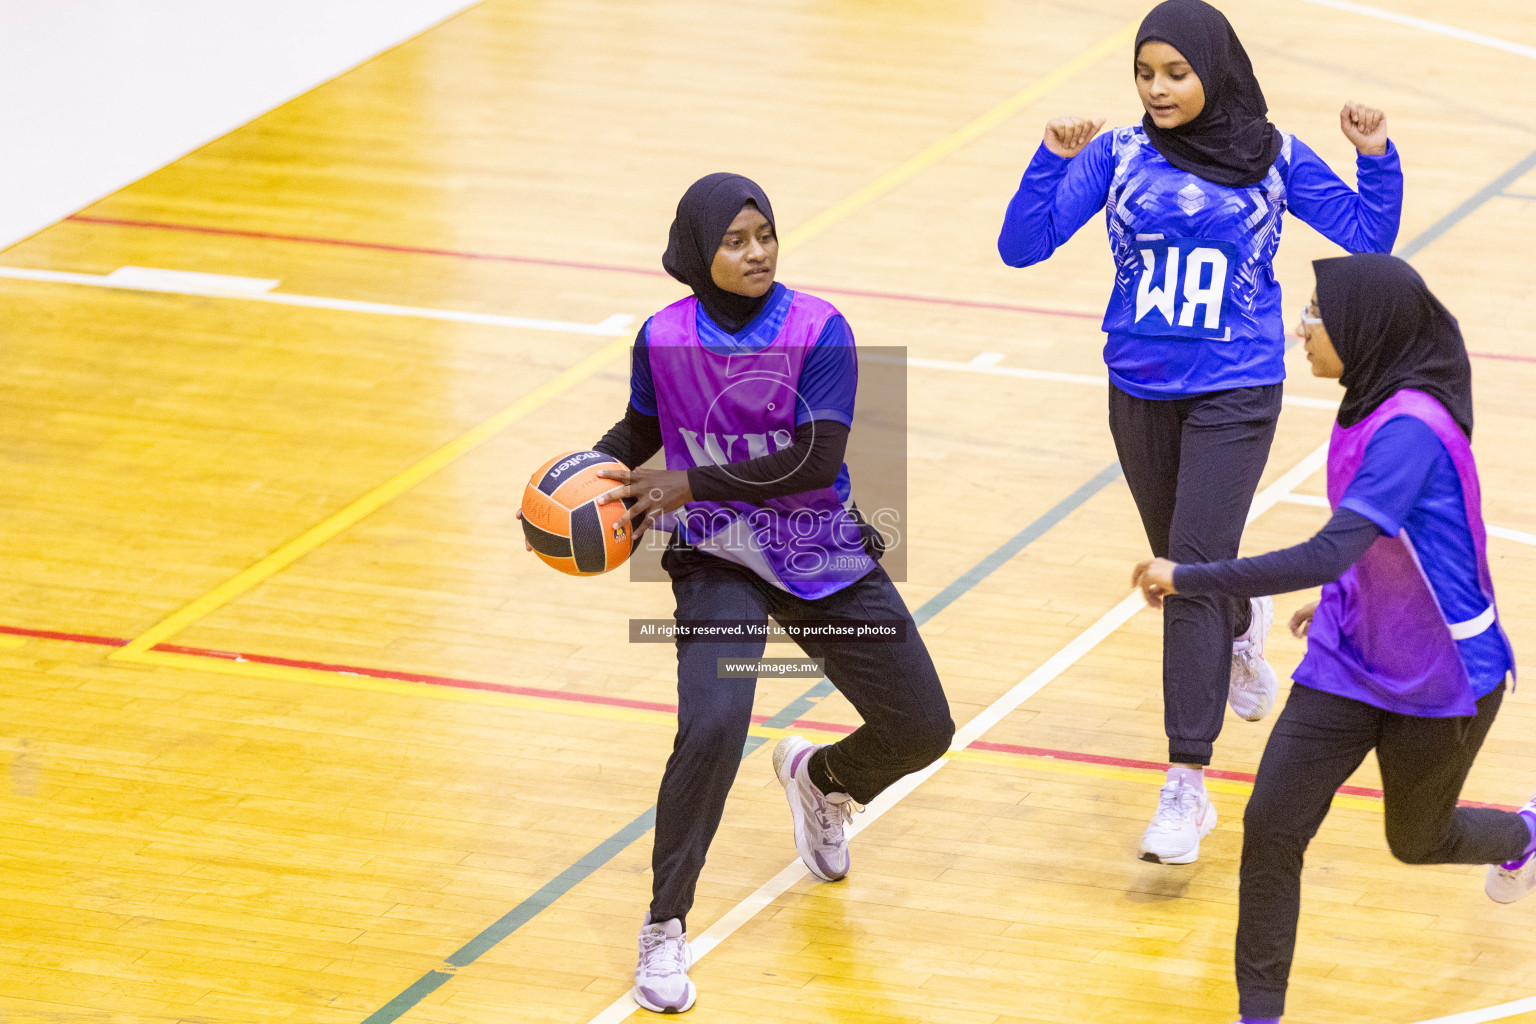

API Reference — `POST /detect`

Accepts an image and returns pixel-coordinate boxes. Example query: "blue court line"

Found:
[361,142,1536,1024]
[361,809,659,1023]
[359,459,1124,1023]
[1396,145,1536,260]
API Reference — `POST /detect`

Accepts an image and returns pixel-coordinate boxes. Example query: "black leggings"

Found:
[649,546,954,928]
[1237,682,1528,1018]
[1108,383,1283,765]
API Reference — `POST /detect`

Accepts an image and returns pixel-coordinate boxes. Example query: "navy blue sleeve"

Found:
[1285,137,1402,254]
[794,315,857,428]
[687,421,848,502]
[1336,415,1442,536]
[998,135,1114,268]
[1173,507,1383,598]
[1172,417,1443,597]
[629,320,657,417]
[592,402,662,470]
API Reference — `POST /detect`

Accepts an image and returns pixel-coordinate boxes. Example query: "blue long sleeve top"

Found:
[1173,417,1510,697]
[999,128,1403,398]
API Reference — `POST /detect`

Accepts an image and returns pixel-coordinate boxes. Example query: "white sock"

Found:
[1168,764,1205,789]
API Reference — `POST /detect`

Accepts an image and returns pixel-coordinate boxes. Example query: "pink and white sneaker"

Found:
[633,913,695,1014]
[1140,775,1217,864]
[1487,796,1536,905]
[1229,596,1278,722]
[772,736,859,882]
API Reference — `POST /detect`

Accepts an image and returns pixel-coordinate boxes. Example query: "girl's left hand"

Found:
[1132,557,1180,608]
[1290,601,1319,638]
[514,509,533,551]
[597,467,692,540]
[1340,102,1388,155]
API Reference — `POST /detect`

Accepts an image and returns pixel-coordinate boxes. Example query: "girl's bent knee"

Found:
[1385,832,1439,865]
[912,716,955,766]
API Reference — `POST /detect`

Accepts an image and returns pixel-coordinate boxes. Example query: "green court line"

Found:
[359,460,1124,1022]
[358,139,1533,1024]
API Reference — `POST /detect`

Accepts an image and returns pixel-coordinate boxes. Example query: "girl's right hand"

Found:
[1290,601,1318,638]
[1044,116,1106,159]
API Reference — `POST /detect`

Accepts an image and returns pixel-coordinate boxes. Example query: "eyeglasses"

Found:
[1299,306,1322,328]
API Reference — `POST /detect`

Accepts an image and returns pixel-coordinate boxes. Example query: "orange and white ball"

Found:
[520,450,636,575]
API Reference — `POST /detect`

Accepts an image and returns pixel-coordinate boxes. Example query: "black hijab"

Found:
[662,172,777,333]
[1314,254,1474,437]
[1135,0,1282,188]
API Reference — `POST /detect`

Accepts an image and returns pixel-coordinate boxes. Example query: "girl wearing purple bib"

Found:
[1133,254,1532,1023]
[585,173,954,1014]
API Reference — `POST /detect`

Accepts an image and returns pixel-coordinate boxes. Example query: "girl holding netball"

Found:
[998,0,1402,864]
[1134,253,1529,1023]
[565,172,954,1013]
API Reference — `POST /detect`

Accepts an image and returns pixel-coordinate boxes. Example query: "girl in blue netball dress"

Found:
[1133,253,1530,1024]
[572,173,954,1013]
[998,0,1402,864]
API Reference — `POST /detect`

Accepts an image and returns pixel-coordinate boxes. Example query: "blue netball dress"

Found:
[999,128,1402,397]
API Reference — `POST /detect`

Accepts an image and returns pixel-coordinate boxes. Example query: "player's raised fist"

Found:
[1340,102,1388,156]
[1043,116,1106,159]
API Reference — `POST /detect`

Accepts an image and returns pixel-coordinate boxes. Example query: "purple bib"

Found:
[1296,389,1514,716]
[648,289,875,600]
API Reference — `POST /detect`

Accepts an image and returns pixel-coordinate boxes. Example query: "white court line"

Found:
[887,351,1341,410]
[0,264,635,336]
[584,440,1330,1024]
[1414,994,1536,1024]
[1297,0,1536,62]
[1489,524,1536,547]
[1278,493,1536,549]
[603,4,1528,1017]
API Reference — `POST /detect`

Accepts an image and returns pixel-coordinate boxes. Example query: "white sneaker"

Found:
[1486,797,1536,905]
[773,736,859,882]
[633,914,695,1014]
[1140,776,1217,864]
[1229,596,1279,722]
[1486,855,1536,905]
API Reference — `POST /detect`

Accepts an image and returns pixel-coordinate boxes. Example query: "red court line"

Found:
[814,284,1099,320]
[152,642,690,715]
[5,619,1518,810]
[965,738,1387,797]
[1469,350,1536,365]
[0,624,123,647]
[63,215,1536,351]
[154,644,862,731]
[68,215,667,279]
[63,214,1100,321]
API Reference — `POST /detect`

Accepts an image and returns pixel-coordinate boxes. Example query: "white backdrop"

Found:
[0,0,478,249]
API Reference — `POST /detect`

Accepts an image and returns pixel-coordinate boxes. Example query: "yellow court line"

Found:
[0,635,28,649]
[778,21,1137,250]
[111,336,627,659]
[952,746,1384,814]
[113,22,1135,662]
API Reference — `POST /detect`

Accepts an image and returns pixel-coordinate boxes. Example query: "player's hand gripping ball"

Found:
[519,451,637,575]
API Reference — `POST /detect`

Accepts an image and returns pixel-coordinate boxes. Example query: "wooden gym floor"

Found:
[3,1,1536,1022]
